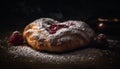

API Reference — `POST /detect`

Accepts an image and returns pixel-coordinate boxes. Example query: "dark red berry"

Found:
[95,34,107,43]
[93,33,108,48]
[9,31,24,45]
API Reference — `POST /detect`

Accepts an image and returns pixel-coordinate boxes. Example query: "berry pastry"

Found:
[23,18,94,52]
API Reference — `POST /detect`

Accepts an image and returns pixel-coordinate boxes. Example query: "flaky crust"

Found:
[23,18,94,52]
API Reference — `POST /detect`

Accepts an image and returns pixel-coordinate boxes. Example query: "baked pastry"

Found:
[23,18,94,52]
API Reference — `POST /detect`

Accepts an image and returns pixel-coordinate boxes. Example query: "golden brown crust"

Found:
[23,18,94,52]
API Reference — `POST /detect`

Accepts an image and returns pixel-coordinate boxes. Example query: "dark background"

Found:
[1,0,120,18]
[0,0,120,35]
[0,1,120,69]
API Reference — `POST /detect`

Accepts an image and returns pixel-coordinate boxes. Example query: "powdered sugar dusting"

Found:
[24,18,94,46]
[25,29,35,33]
[7,46,102,64]
[58,36,73,42]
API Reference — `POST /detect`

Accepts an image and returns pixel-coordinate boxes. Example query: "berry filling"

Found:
[48,23,75,34]
[48,24,69,34]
